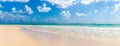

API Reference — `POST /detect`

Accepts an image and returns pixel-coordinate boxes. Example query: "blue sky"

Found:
[0,0,120,24]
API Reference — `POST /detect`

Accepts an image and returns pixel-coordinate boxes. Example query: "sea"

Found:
[35,24,120,28]
[1,23,120,28]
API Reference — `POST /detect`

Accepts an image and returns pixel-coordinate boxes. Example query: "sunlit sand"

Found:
[0,26,120,46]
[0,26,38,46]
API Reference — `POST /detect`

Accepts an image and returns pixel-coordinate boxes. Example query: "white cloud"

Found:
[76,12,87,16]
[0,4,3,8]
[11,7,16,13]
[11,7,25,14]
[37,3,51,12]
[80,0,120,5]
[47,0,77,8]
[88,12,92,14]
[25,5,33,14]
[94,10,98,13]
[0,10,2,13]
[17,10,25,13]
[88,10,98,14]
[80,0,94,5]
[0,0,29,2]
[113,3,120,12]
[61,10,71,18]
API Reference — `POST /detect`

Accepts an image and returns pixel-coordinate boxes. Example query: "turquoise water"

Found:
[35,24,120,28]
[71,24,120,27]
[1,24,120,28]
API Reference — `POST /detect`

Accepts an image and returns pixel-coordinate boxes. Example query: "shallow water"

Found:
[24,25,120,39]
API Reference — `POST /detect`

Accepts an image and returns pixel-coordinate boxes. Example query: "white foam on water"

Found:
[22,25,120,39]
[38,26,120,38]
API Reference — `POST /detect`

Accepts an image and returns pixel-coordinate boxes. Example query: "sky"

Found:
[0,0,120,24]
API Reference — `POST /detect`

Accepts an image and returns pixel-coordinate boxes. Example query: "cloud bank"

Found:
[47,0,77,8]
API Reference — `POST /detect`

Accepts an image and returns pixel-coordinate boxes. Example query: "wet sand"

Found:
[0,26,120,46]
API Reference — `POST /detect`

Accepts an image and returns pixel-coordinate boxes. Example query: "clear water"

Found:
[35,24,120,28]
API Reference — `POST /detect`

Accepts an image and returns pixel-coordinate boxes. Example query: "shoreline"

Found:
[0,24,120,28]
[22,26,120,41]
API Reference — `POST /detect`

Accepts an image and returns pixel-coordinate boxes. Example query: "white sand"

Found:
[1,25,120,46]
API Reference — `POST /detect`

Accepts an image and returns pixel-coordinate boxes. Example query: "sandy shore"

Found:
[0,25,120,46]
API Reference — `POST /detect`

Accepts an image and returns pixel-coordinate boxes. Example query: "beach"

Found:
[0,25,120,46]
